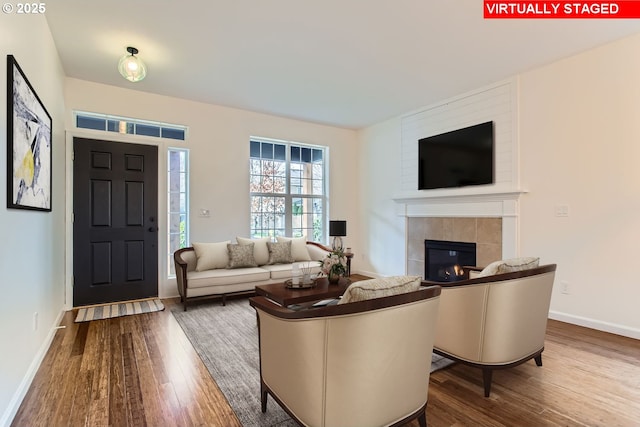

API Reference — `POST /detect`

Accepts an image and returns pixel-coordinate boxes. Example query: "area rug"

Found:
[171,299,454,427]
[74,298,164,322]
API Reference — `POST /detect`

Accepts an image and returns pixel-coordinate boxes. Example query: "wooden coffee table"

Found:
[255,277,352,306]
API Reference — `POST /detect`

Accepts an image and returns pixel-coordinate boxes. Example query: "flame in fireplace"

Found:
[444,264,465,280]
[453,264,464,276]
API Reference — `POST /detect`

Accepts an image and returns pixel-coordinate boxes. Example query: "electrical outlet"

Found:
[199,209,210,217]
[33,312,38,331]
[561,280,570,295]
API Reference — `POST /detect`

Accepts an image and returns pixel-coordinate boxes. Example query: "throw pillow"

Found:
[276,236,311,261]
[192,241,230,272]
[477,257,540,277]
[476,260,504,277]
[496,257,540,274]
[267,241,294,264]
[236,236,270,265]
[227,243,258,269]
[339,275,422,304]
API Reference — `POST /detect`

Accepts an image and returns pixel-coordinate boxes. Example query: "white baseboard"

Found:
[161,293,180,299]
[549,310,640,340]
[0,309,65,427]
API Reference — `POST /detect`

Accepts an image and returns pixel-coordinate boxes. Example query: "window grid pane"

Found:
[76,116,106,131]
[291,197,322,240]
[250,159,286,194]
[250,195,286,238]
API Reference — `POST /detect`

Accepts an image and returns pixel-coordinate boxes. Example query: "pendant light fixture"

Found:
[118,46,147,82]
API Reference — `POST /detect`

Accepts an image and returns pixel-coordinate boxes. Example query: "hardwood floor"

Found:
[11,297,640,427]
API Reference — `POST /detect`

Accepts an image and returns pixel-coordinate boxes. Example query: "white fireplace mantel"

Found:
[393,188,528,258]
[393,187,527,205]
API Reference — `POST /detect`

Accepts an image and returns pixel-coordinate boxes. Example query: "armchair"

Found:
[428,263,557,397]
[249,285,441,427]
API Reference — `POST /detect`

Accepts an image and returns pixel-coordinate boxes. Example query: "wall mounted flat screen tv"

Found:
[418,121,494,190]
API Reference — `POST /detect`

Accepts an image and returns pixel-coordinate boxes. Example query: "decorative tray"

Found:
[284,278,316,289]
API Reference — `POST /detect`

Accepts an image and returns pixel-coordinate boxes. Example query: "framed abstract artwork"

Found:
[6,55,52,212]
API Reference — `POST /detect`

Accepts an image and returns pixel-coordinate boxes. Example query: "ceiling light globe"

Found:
[118,48,147,82]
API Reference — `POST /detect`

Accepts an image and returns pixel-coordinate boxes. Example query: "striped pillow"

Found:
[339,275,422,304]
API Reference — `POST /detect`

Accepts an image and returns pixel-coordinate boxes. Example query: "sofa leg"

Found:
[222,295,227,306]
[482,368,493,397]
[534,353,543,367]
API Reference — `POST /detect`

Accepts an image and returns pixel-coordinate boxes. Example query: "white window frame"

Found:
[249,137,328,242]
[168,147,190,277]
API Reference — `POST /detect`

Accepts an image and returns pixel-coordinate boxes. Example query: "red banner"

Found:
[484,1,640,18]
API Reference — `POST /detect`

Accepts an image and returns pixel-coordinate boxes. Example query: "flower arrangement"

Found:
[320,248,347,282]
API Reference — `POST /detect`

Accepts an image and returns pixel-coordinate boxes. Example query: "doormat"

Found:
[74,299,164,322]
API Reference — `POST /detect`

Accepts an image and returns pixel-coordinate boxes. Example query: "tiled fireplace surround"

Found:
[407,217,502,277]
[398,194,522,278]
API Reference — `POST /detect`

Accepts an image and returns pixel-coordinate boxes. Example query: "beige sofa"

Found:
[249,281,442,427]
[429,262,557,396]
[174,239,331,310]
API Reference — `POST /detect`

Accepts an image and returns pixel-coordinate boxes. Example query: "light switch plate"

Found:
[555,204,569,217]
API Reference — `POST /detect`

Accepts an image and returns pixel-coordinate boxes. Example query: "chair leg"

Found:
[482,368,493,397]
[418,410,427,427]
[261,382,268,413]
[534,353,543,366]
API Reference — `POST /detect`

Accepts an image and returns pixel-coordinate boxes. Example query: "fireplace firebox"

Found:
[424,240,476,282]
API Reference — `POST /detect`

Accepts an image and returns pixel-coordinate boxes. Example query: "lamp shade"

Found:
[118,46,147,82]
[329,220,347,237]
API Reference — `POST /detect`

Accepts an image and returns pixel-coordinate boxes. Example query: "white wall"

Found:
[519,33,640,338]
[0,14,67,426]
[357,118,405,278]
[64,79,359,299]
[359,33,640,339]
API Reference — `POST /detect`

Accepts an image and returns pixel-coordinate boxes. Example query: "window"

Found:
[250,138,327,242]
[75,111,187,141]
[168,148,189,275]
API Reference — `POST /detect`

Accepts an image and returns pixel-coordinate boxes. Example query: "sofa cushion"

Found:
[261,263,322,280]
[276,236,311,261]
[267,241,295,264]
[192,241,230,271]
[227,243,258,269]
[339,275,422,304]
[186,267,270,289]
[236,236,270,265]
[477,257,540,277]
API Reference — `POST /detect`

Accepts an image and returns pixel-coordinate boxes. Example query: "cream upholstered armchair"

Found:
[249,282,441,427]
[428,260,557,397]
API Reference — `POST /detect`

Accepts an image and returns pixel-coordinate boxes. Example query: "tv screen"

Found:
[418,121,494,190]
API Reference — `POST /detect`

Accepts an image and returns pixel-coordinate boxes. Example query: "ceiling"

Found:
[45,1,640,129]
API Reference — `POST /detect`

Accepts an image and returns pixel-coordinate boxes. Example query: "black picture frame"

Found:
[6,55,52,212]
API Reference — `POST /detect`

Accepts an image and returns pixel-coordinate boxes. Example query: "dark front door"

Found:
[73,138,158,306]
